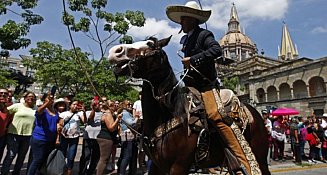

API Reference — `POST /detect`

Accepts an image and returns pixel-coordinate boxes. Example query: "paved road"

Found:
[1,137,327,175]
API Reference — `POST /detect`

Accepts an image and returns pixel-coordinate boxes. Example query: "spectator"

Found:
[96,102,121,175]
[133,91,146,171]
[306,126,320,163]
[79,100,102,175]
[27,93,60,175]
[262,110,272,165]
[6,88,14,106]
[59,100,86,175]
[117,100,138,175]
[0,88,11,163]
[105,99,120,172]
[1,91,36,175]
[299,120,309,159]
[321,116,327,161]
[54,98,68,114]
[290,117,301,163]
[272,115,287,161]
[313,120,325,162]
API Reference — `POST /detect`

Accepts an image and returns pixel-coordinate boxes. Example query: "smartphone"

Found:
[93,96,99,105]
[77,101,83,110]
[50,86,57,96]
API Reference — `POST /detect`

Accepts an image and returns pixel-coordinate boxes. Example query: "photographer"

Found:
[27,93,61,175]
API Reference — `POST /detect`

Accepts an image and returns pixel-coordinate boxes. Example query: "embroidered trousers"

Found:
[201,89,252,174]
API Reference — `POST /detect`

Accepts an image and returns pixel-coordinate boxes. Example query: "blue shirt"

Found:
[32,109,59,142]
[120,109,136,132]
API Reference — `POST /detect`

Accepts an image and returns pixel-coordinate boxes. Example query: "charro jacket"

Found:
[182,26,222,91]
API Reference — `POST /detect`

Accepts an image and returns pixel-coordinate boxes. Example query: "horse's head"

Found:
[108,36,172,79]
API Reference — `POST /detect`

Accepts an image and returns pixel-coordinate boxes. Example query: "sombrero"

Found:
[166,1,211,24]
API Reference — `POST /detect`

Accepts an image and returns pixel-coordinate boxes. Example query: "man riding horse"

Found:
[166,1,260,174]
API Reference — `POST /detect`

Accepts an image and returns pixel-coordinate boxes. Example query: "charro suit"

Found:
[182,26,252,174]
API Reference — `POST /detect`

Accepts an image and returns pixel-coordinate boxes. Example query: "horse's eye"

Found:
[147,41,155,48]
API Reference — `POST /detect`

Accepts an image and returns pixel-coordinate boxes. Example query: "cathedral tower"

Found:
[218,3,257,62]
[278,23,299,61]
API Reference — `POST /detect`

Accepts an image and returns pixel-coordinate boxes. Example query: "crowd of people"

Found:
[0,88,147,175]
[263,110,327,165]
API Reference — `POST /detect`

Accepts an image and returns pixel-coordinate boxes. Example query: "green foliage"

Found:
[24,41,139,103]
[0,0,43,50]
[222,76,239,92]
[0,68,17,87]
[63,0,145,60]
[23,41,91,95]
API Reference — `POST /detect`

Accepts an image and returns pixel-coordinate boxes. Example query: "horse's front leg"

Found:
[170,162,191,175]
[148,161,167,175]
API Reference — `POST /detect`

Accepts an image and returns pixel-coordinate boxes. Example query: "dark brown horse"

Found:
[108,36,270,175]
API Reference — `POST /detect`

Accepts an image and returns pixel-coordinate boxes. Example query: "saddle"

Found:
[187,87,253,131]
[186,87,254,164]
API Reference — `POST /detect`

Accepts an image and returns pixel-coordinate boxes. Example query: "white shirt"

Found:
[321,119,327,129]
[265,119,272,134]
[133,100,142,119]
[60,111,83,138]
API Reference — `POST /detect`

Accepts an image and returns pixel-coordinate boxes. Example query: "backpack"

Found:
[39,149,65,175]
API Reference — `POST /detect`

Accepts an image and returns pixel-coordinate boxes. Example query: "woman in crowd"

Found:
[27,94,66,175]
[59,100,86,175]
[0,88,11,163]
[96,102,121,175]
[117,100,138,175]
[1,91,36,175]
[79,99,101,175]
[272,115,287,161]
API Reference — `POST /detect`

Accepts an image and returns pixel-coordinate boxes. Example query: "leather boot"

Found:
[201,89,252,175]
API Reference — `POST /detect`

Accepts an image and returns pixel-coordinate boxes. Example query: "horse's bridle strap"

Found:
[153,115,184,138]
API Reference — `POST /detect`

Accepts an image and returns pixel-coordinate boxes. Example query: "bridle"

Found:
[120,45,189,101]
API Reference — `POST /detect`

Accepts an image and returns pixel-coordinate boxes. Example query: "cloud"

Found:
[127,18,183,45]
[202,0,290,30]
[311,26,327,33]
[127,0,290,44]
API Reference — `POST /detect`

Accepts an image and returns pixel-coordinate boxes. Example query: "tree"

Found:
[0,0,43,50]
[23,41,138,103]
[22,41,91,94]
[62,0,145,70]
[0,50,17,88]
[58,0,145,101]
[222,76,240,93]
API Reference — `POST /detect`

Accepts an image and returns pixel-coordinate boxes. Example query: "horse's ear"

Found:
[158,35,172,48]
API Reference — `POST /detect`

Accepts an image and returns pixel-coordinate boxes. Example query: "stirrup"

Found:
[195,129,210,163]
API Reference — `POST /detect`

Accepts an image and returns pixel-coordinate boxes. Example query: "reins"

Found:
[121,48,190,102]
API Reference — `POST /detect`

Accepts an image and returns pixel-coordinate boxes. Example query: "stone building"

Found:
[218,4,327,117]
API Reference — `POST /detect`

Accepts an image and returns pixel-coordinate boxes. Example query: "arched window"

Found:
[293,80,307,98]
[256,88,265,103]
[267,86,278,102]
[279,83,291,100]
[309,76,326,97]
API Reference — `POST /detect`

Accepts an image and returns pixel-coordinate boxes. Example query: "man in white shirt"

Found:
[132,91,146,171]
[132,91,142,120]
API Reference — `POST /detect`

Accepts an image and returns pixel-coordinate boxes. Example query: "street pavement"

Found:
[1,137,327,175]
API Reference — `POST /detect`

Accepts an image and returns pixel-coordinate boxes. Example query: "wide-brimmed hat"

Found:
[53,98,68,109]
[166,1,211,24]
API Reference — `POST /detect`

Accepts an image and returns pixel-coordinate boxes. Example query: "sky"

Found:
[3,0,327,72]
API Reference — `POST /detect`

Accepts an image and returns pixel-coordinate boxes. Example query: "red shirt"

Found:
[305,133,317,146]
[0,111,11,137]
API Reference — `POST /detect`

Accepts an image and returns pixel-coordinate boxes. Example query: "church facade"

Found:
[218,4,327,117]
